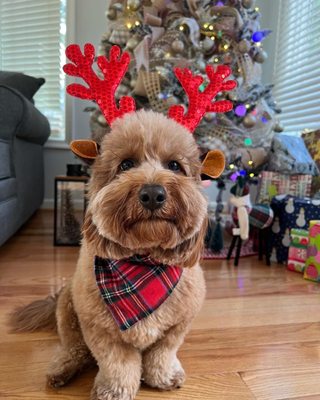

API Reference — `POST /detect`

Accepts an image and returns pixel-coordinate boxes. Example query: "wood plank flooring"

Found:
[1,210,320,400]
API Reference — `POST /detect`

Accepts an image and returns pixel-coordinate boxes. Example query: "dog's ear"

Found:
[201,150,225,179]
[70,140,99,165]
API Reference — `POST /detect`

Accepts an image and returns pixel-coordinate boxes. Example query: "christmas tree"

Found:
[88,0,281,173]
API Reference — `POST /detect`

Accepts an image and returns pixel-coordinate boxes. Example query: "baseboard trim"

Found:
[42,198,54,209]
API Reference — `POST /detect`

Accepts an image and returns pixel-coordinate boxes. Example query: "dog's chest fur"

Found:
[71,242,206,350]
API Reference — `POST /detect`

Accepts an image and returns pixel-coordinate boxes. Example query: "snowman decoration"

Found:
[272,217,280,234]
[282,228,291,247]
[296,207,306,228]
[285,197,295,214]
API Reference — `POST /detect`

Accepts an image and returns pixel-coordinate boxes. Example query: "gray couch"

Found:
[0,85,50,246]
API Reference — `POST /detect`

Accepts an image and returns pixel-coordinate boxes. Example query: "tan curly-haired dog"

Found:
[9,43,235,400]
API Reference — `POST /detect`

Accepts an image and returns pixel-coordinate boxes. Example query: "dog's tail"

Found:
[9,293,59,333]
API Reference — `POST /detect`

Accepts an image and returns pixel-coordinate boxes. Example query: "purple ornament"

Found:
[261,116,268,123]
[230,172,239,182]
[234,104,247,117]
[216,1,224,6]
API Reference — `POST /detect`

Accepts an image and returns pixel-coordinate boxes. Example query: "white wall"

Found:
[43,0,279,207]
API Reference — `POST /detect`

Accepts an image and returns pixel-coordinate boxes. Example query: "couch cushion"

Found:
[0,177,17,203]
[0,71,45,102]
[0,140,12,179]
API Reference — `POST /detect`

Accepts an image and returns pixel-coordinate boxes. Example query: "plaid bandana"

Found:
[94,255,183,331]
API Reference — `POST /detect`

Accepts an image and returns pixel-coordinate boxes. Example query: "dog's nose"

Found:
[139,185,167,211]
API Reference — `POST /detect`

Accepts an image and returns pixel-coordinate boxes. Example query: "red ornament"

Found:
[63,43,236,132]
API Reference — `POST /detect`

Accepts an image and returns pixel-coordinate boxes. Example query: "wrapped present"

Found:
[304,221,320,282]
[269,135,318,175]
[257,171,312,204]
[302,130,320,171]
[287,229,309,273]
[270,196,320,263]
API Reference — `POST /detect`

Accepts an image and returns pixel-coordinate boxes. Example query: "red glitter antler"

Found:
[63,43,136,126]
[168,65,236,133]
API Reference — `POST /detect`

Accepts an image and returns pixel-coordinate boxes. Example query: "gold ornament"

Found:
[242,0,255,9]
[171,39,184,53]
[165,96,179,107]
[222,53,233,64]
[254,49,268,63]
[243,114,257,128]
[130,78,137,89]
[106,8,117,20]
[273,122,284,132]
[127,0,141,11]
[126,37,139,50]
[238,39,251,54]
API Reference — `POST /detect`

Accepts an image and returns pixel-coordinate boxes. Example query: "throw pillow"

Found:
[0,71,45,101]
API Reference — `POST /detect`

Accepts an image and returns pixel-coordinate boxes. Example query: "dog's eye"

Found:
[167,160,182,172]
[120,159,135,171]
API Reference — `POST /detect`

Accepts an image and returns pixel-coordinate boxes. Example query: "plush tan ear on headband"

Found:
[70,140,99,165]
[201,150,225,179]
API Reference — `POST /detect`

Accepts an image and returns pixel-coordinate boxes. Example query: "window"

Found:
[273,0,320,136]
[0,0,68,141]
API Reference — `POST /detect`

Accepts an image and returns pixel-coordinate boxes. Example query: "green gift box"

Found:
[304,221,320,282]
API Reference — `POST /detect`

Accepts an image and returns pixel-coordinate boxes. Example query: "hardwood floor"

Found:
[1,210,320,400]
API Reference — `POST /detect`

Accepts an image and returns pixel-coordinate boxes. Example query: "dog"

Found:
[9,44,235,400]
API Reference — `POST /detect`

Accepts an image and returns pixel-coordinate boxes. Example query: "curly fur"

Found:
[10,110,208,400]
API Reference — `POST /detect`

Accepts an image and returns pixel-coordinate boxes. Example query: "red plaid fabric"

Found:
[94,255,183,331]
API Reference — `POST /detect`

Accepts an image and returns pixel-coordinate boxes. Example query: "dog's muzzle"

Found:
[139,184,167,211]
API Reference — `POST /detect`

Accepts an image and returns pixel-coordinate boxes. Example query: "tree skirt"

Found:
[202,240,258,259]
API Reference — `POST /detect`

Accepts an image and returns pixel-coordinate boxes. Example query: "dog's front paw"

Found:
[143,356,185,391]
[91,385,135,400]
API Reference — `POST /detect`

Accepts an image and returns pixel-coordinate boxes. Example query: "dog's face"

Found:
[81,110,213,266]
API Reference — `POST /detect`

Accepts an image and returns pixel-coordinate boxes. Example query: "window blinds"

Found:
[273,0,320,136]
[0,0,67,140]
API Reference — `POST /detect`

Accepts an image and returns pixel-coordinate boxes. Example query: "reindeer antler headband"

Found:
[63,43,236,133]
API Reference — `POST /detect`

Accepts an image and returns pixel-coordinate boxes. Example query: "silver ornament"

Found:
[238,39,251,54]
[172,39,184,53]
[204,112,216,122]
[202,37,215,52]
[228,92,237,101]
[112,3,123,11]
[243,114,257,128]
[196,59,206,72]
[254,50,268,64]
[242,0,255,9]
[98,114,107,126]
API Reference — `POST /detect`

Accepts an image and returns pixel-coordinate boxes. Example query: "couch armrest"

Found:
[0,85,50,145]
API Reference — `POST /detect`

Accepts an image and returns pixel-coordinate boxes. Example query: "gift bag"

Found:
[304,221,320,282]
[287,229,309,273]
[257,171,312,204]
